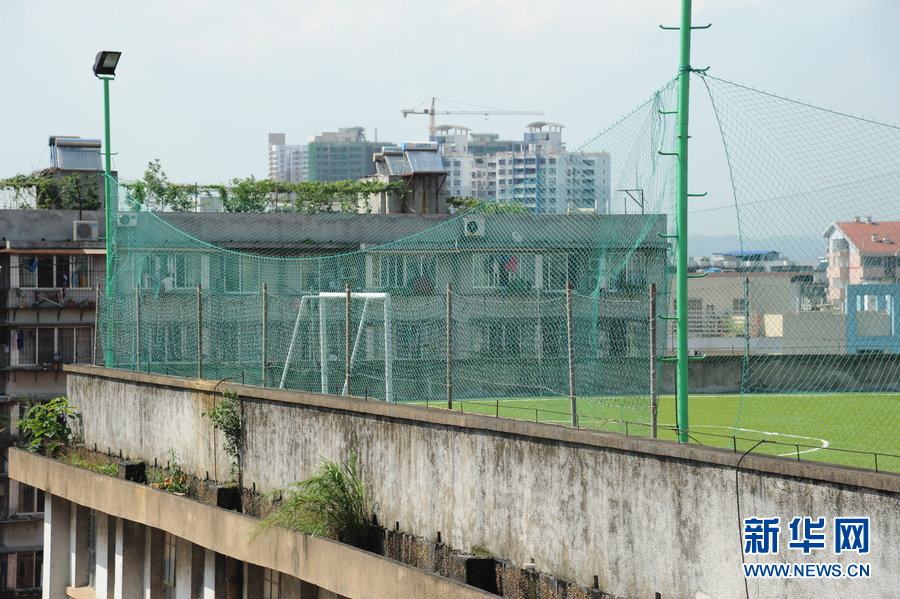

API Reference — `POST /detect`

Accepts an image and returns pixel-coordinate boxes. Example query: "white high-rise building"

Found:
[432,122,610,214]
[268,133,309,183]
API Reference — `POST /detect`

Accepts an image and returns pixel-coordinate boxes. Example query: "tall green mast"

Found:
[673,0,704,442]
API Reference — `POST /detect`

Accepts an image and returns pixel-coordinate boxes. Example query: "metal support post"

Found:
[102,76,114,367]
[197,284,203,380]
[649,283,658,438]
[261,284,268,387]
[446,282,453,410]
[566,280,577,427]
[344,284,351,395]
[135,287,141,370]
[674,0,695,443]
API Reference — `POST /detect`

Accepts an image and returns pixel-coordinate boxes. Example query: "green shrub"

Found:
[256,453,370,547]
[18,396,80,455]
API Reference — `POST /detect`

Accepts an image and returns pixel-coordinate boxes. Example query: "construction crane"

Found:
[401,97,543,138]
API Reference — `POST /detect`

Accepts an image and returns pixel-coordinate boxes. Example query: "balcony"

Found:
[5,288,97,310]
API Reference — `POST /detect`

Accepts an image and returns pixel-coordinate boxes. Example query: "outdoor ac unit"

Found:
[73,220,99,241]
[117,213,138,227]
[463,216,485,237]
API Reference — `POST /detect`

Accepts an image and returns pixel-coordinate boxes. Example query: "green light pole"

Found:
[93,50,122,366]
[663,2,708,442]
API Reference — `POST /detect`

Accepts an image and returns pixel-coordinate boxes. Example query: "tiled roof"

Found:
[835,221,900,255]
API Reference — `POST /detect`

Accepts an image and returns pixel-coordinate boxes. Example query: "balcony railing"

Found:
[5,287,97,309]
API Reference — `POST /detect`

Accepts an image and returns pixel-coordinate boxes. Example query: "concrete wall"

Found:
[63,366,898,599]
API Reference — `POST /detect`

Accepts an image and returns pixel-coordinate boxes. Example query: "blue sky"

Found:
[1,1,898,184]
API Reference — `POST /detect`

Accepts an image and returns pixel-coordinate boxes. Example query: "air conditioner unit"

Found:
[73,220,99,241]
[117,213,138,227]
[463,216,485,237]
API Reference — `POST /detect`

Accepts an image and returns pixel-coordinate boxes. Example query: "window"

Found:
[542,254,570,291]
[473,254,534,289]
[733,298,747,313]
[11,551,43,590]
[541,318,566,357]
[12,327,93,366]
[224,255,260,294]
[16,255,94,288]
[162,533,177,599]
[396,322,441,360]
[371,255,436,290]
[487,321,536,357]
[18,484,45,514]
[263,568,281,599]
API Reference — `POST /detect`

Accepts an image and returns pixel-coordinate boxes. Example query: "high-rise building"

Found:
[307,127,388,182]
[267,133,308,183]
[433,122,610,213]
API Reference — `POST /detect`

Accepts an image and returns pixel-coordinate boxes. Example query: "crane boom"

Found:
[401,97,543,138]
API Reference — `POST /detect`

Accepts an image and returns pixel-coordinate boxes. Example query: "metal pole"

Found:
[341,298,370,396]
[197,284,203,380]
[261,284,268,387]
[446,282,453,410]
[675,0,695,443]
[319,297,328,394]
[102,76,114,367]
[384,295,393,401]
[344,283,351,395]
[135,287,141,370]
[649,283,658,438]
[93,286,100,365]
[566,280,577,427]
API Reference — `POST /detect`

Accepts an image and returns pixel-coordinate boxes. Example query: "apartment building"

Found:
[307,127,389,182]
[267,133,309,183]
[432,123,610,213]
[0,209,104,598]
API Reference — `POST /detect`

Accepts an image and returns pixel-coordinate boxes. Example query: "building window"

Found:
[542,254,570,291]
[16,255,93,289]
[396,321,441,360]
[224,255,260,294]
[17,484,45,514]
[473,254,534,290]
[732,298,747,313]
[371,255,436,290]
[12,327,93,366]
[263,568,281,599]
[162,533,177,599]
[5,551,43,590]
[541,318,566,357]
[484,321,534,357]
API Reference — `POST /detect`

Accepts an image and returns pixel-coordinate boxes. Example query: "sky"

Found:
[1,0,898,185]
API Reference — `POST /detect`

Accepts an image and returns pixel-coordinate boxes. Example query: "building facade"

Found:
[267,133,309,183]
[307,128,388,183]
[0,208,104,598]
[432,123,610,213]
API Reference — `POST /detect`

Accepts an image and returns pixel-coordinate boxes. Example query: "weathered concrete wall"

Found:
[10,450,495,599]
[65,366,899,599]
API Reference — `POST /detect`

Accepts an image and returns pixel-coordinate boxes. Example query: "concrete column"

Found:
[42,494,72,599]
[114,518,144,599]
[202,549,216,599]
[69,504,90,587]
[299,580,319,599]
[191,544,205,598]
[175,536,192,599]
[95,512,111,599]
[143,527,164,599]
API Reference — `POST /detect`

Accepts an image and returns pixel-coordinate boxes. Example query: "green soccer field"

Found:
[412,393,900,472]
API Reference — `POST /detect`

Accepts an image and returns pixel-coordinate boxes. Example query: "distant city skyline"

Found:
[1,1,898,187]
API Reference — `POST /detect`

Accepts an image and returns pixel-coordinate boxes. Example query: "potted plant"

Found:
[14,288,26,308]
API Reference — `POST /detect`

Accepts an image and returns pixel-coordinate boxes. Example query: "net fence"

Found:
[95,74,899,469]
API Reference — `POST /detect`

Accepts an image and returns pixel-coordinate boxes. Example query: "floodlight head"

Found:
[92,51,121,77]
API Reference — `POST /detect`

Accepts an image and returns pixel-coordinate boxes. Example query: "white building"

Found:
[267,133,308,183]
[432,123,610,214]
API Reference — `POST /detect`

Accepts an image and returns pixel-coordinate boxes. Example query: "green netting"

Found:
[96,74,899,470]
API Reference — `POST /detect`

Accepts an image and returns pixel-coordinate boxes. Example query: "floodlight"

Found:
[92,51,122,77]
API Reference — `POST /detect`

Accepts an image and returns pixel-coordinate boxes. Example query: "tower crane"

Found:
[401,97,543,138]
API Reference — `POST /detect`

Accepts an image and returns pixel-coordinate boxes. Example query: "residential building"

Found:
[0,209,105,598]
[432,123,610,213]
[267,133,308,183]
[823,217,900,312]
[823,217,900,353]
[307,127,389,182]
